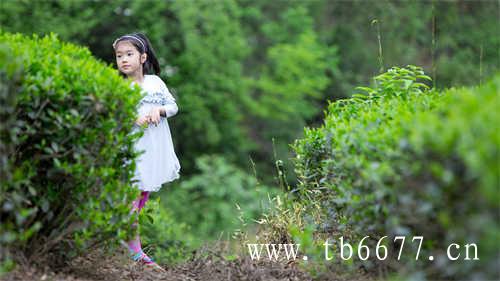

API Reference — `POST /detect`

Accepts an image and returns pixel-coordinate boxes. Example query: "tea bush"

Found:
[292,65,499,280]
[0,31,143,271]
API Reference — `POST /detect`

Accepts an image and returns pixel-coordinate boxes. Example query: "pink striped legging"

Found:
[127,191,150,253]
[132,191,150,213]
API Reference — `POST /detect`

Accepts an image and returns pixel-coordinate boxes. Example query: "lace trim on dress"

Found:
[139,91,175,107]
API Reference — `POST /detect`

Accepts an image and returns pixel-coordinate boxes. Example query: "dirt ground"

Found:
[1,242,375,281]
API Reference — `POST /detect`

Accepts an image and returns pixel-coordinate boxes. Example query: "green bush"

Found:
[292,65,499,279]
[0,31,144,271]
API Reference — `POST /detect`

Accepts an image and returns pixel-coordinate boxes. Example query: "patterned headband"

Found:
[113,35,146,52]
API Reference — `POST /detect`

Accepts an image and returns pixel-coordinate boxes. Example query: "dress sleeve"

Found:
[158,78,178,118]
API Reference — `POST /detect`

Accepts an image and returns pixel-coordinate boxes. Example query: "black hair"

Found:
[112,32,161,77]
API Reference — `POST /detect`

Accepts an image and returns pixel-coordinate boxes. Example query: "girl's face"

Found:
[114,40,147,76]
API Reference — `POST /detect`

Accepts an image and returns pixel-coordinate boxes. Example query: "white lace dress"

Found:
[130,74,181,192]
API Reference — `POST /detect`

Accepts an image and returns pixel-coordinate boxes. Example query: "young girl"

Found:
[112,32,180,271]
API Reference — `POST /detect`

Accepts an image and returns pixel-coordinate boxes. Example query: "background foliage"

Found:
[1,0,497,186]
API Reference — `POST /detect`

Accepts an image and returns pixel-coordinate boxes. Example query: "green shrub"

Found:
[292,65,499,279]
[0,31,144,270]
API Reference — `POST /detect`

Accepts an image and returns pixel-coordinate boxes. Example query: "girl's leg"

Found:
[130,191,150,213]
[137,191,150,211]
[124,191,165,271]
[127,191,150,253]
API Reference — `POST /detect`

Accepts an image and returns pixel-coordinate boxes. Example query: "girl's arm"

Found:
[147,102,175,126]
[158,77,179,118]
[159,102,178,118]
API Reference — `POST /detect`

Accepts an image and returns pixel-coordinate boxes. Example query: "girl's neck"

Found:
[128,72,145,87]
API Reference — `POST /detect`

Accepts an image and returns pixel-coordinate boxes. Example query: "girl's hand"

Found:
[146,107,162,126]
[135,115,149,126]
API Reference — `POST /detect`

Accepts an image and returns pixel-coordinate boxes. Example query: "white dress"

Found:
[130,74,181,192]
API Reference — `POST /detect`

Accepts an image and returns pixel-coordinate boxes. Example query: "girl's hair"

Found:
[112,32,161,77]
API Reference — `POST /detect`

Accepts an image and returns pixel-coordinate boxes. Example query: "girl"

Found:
[112,32,180,271]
